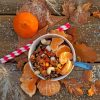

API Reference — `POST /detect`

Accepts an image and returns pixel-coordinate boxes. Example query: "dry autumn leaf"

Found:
[88,84,96,96]
[62,0,76,18]
[92,11,100,18]
[70,2,92,24]
[74,43,97,62]
[50,29,73,42]
[82,70,93,82]
[95,80,100,94]
[61,78,83,96]
[88,80,100,96]
[66,27,78,43]
[82,2,92,12]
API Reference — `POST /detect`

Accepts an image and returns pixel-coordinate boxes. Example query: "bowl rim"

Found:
[28,34,76,81]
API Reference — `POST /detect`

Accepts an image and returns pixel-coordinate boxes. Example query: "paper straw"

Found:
[0,23,71,63]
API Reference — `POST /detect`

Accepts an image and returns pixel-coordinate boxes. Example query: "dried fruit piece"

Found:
[59,52,72,65]
[37,80,61,96]
[82,70,93,82]
[56,45,71,57]
[50,37,64,51]
[60,60,73,75]
[74,43,97,62]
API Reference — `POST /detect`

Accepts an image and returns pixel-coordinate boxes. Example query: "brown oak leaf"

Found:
[82,70,93,82]
[82,2,92,12]
[74,43,97,62]
[88,84,96,96]
[70,2,92,24]
[92,11,100,19]
[88,80,100,96]
[95,80,100,94]
[62,0,76,18]
[50,29,73,42]
[61,78,83,96]
[66,27,78,43]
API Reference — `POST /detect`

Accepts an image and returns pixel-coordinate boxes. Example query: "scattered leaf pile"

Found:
[61,70,100,96]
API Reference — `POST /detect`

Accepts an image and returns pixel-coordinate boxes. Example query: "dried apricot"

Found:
[56,45,71,57]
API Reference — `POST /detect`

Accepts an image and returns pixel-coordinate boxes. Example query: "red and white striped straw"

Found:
[0,23,71,64]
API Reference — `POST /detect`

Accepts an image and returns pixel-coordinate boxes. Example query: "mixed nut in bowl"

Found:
[28,34,76,81]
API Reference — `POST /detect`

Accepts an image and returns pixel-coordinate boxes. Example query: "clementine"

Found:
[13,12,38,38]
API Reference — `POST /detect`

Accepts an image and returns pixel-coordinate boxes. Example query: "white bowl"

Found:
[28,34,76,81]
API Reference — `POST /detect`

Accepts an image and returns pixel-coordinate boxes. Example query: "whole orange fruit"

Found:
[13,12,38,38]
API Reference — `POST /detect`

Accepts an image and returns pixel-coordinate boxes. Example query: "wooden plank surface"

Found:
[0,0,100,15]
[0,0,28,14]
[0,15,100,62]
[0,63,99,100]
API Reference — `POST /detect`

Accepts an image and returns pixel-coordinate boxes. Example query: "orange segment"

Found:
[60,60,73,75]
[56,45,71,57]
[50,37,64,51]
[20,63,38,97]
[21,80,36,97]
[20,63,38,83]
[59,52,73,65]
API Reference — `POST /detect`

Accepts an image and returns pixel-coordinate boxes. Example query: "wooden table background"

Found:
[0,0,100,100]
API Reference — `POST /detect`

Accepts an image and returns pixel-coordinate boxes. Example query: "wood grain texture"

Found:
[0,0,100,15]
[0,0,28,14]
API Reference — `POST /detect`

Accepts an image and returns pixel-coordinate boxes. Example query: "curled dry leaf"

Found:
[88,84,96,96]
[66,27,78,43]
[74,43,97,62]
[61,78,83,96]
[95,80,100,94]
[50,29,73,42]
[37,80,61,96]
[82,70,93,82]
[88,80,100,96]
[62,0,76,18]
[70,2,92,24]
[20,63,38,97]
[82,2,92,12]
[92,11,100,19]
